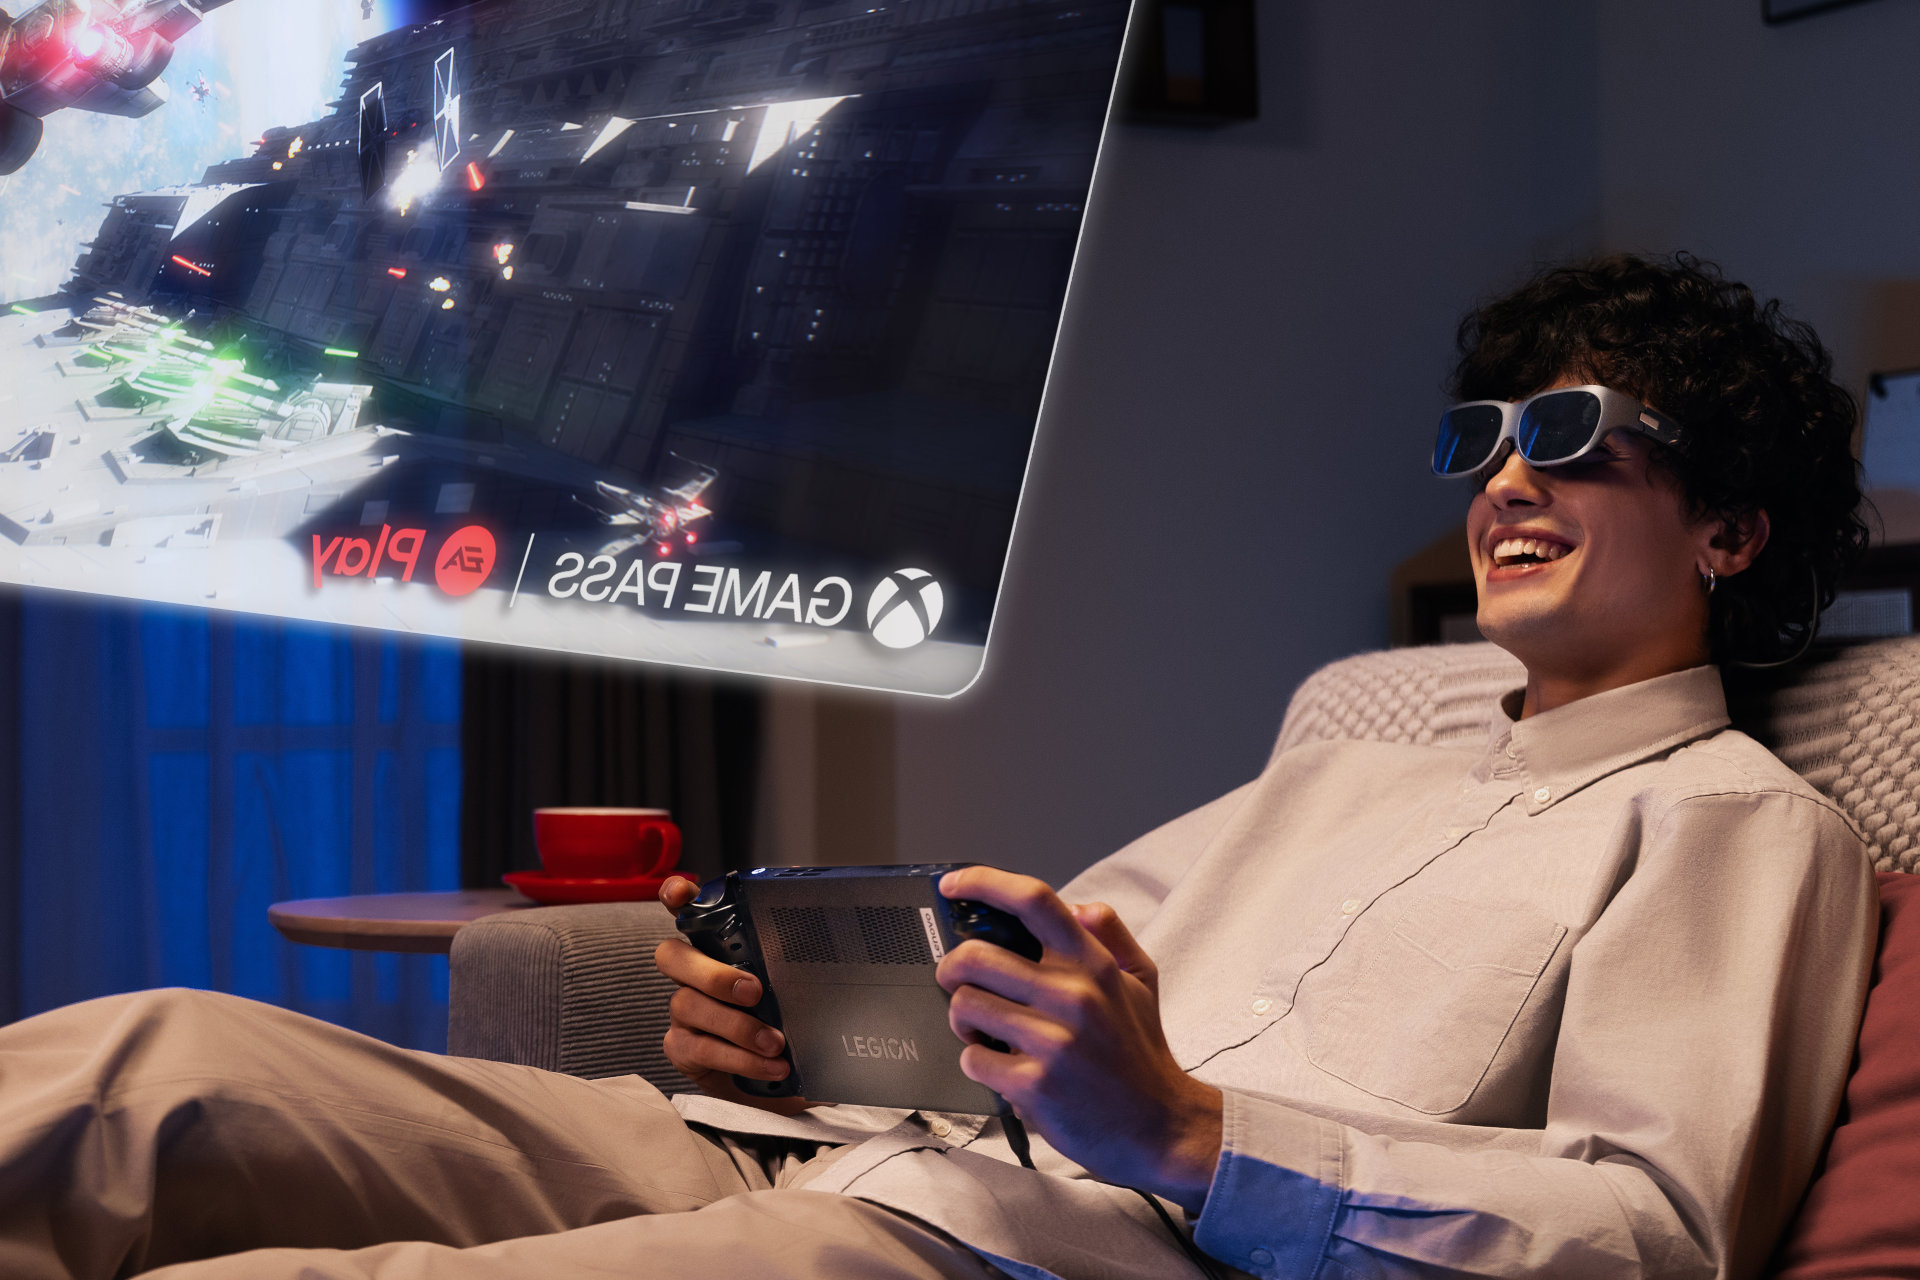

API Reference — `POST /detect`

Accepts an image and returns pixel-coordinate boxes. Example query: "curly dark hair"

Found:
[1449,251,1870,666]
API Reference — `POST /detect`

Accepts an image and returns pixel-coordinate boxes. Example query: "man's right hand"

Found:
[653,875,820,1115]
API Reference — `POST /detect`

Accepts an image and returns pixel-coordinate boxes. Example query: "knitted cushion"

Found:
[1766,871,1920,1279]
[1725,640,1920,874]
[1270,643,1523,759]
[1273,637,1920,873]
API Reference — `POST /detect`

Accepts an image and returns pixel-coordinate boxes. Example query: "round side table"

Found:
[268,890,533,954]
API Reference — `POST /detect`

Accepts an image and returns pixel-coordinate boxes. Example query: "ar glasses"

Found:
[1432,385,1686,479]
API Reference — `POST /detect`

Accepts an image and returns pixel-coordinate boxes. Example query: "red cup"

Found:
[532,807,681,880]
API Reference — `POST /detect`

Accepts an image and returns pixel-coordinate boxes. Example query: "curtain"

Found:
[460,649,761,891]
[0,596,18,1027]
[10,595,461,1051]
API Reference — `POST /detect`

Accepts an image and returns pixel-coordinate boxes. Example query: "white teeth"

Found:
[1492,537,1571,566]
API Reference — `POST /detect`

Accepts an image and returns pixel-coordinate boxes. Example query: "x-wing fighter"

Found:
[580,455,719,555]
[0,0,238,174]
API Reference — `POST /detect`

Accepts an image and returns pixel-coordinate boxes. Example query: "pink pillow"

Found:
[1769,871,1920,1278]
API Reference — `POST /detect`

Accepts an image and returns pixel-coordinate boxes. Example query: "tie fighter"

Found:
[358,82,386,202]
[432,48,458,171]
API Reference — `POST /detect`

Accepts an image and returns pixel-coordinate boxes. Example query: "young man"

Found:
[654,253,1878,1279]
[0,254,1879,1280]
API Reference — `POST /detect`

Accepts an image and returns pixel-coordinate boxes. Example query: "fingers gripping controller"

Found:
[674,872,798,1098]
[944,896,1041,1069]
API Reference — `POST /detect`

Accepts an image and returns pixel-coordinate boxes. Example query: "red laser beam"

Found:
[170,256,212,278]
[466,162,485,191]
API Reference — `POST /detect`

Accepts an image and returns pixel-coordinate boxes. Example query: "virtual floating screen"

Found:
[0,0,1133,697]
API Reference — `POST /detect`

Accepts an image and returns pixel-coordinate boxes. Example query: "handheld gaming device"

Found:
[674,864,1042,1115]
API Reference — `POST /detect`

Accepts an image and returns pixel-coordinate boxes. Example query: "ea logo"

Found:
[434,525,496,596]
[866,568,943,649]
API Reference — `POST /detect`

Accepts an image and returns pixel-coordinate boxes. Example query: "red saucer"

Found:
[502,870,674,905]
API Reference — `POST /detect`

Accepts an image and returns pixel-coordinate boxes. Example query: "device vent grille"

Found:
[856,906,932,965]
[766,907,840,964]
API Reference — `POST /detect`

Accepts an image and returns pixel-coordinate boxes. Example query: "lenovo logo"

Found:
[842,1034,919,1062]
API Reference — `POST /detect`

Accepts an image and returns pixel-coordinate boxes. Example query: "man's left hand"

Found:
[935,866,1222,1214]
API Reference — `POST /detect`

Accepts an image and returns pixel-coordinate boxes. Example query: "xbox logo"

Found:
[866,569,944,649]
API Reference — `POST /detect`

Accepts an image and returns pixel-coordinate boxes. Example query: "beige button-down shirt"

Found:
[676,666,1878,1280]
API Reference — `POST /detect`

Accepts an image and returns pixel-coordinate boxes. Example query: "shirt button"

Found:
[1533,786,1551,803]
[1340,898,1361,915]
[1251,997,1272,1015]
[1250,1248,1275,1267]
[929,1117,952,1137]
[1505,743,1518,759]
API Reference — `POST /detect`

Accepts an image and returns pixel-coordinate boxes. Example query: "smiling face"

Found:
[1465,399,1755,717]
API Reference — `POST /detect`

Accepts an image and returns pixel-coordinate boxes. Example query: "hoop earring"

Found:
[1700,567,1717,595]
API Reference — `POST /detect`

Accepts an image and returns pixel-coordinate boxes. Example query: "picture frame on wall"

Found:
[1762,0,1884,24]
[1123,0,1258,125]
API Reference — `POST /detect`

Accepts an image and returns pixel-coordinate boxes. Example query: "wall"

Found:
[874,0,1920,888]
[1597,0,1920,399]
[886,0,1606,885]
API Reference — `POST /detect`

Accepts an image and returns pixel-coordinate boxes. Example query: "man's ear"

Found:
[1710,509,1770,578]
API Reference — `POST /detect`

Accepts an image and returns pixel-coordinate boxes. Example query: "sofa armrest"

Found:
[447,901,692,1092]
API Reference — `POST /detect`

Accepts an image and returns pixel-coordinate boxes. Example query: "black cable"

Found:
[1132,1188,1231,1280]
[1728,564,1823,669]
[1000,1114,1228,1280]
[1003,1112,1035,1168]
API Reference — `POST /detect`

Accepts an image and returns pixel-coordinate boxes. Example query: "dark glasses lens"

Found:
[1433,404,1506,476]
[1516,390,1603,464]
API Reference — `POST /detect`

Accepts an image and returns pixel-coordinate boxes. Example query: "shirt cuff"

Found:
[1192,1088,1344,1279]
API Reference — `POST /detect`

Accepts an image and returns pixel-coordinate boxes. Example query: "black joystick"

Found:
[944,898,1043,962]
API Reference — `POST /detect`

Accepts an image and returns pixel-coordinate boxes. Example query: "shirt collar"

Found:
[1484,665,1730,813]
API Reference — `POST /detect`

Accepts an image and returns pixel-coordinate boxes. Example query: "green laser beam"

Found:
[323,347,360,358]
[9,305,36,316]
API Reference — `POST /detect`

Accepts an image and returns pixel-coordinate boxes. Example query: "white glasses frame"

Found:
[1432,385,1687,478]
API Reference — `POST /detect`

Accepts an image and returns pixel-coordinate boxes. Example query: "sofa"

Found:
[448,638,1920,1277]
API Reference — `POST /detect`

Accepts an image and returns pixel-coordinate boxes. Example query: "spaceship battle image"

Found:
[0,0,1129,694]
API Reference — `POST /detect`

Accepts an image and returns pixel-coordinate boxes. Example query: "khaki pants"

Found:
[0,989,1007,1280]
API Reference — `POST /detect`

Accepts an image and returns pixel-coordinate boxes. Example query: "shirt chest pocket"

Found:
[1303,894,1567,1115]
